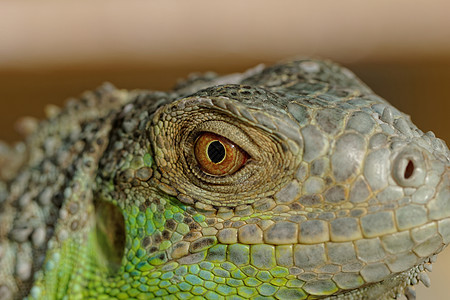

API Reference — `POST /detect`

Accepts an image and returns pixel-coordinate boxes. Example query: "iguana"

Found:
[0,59,448,300]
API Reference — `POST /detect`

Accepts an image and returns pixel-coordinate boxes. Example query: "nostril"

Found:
[393,149,426,187]
[404,160,415,179]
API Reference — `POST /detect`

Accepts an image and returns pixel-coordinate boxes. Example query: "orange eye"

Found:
[194,132,248,176]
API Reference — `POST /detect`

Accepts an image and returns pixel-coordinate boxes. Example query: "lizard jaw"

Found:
[330,253,442,300]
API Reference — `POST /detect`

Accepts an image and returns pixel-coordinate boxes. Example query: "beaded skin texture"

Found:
[0,59,449,300]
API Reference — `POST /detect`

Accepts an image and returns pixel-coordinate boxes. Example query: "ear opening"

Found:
[94,199,126,274]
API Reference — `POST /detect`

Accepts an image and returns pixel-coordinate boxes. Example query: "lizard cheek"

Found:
[194,132,248,176]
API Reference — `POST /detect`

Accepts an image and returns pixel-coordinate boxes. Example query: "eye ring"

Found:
[194,132,248,176]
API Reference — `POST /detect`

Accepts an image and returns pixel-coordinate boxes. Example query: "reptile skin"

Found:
[0,59,449,300]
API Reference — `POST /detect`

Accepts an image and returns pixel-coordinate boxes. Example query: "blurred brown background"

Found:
[0,1,449,298]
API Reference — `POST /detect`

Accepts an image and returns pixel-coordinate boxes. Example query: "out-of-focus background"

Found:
[0,1,449,298]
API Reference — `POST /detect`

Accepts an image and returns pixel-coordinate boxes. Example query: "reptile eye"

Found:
[194,132,248,176]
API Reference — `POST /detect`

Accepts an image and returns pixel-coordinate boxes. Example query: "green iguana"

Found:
[0,59,448,300]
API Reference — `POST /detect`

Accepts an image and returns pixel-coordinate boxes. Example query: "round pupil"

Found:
[207,141,226,163]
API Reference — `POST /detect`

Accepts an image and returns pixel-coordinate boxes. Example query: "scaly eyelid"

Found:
[189,120,259,159]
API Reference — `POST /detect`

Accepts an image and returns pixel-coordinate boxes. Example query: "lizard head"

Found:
[123,60,448,298]
[24,60,449,299]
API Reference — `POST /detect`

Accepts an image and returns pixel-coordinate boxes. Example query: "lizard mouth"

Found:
[335,256,436,300]
[94,200,126,274]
